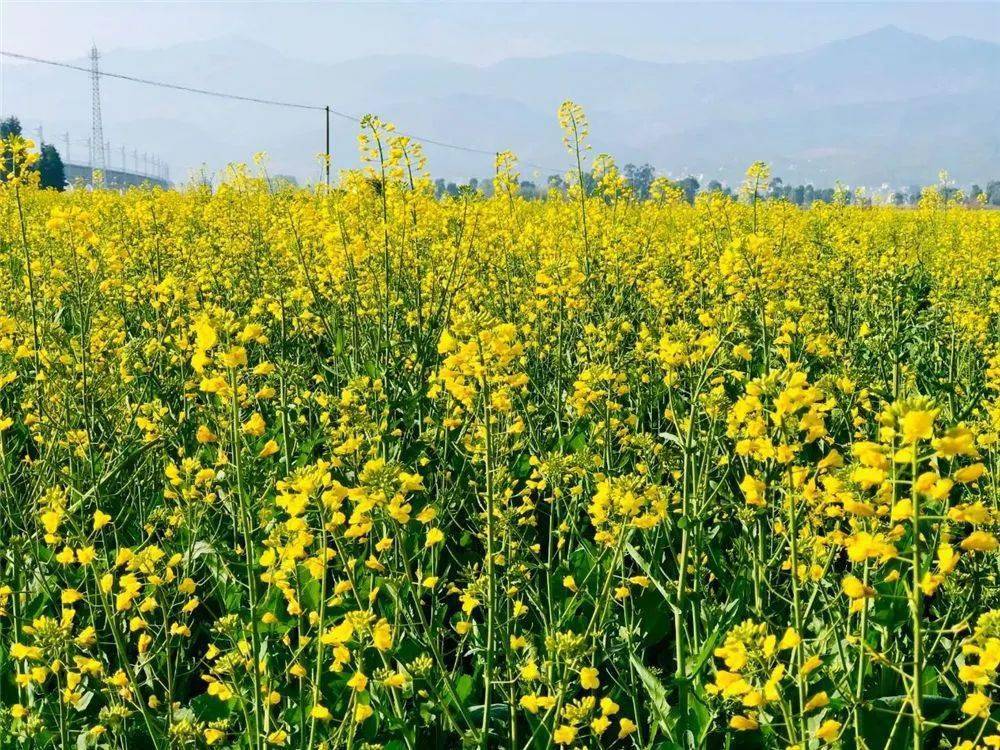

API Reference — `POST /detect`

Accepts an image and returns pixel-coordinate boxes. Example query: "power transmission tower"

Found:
[64,132,71,162]
[90,45,106,185]
[35,126,44,145]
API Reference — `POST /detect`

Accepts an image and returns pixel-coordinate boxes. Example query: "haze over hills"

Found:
[4,25,999,187]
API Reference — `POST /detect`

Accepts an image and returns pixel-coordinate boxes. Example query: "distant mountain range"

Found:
[4,25,1000,186]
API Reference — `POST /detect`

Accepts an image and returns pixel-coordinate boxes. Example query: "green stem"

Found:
[786,470,807,746]
[229,367,263,750]
[911,449,923,750]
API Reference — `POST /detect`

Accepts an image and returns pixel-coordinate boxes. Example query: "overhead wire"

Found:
[1,49,565,174]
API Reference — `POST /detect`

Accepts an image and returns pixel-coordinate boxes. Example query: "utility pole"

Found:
[325,105,331,187]
[143,152,148,175]
[35,125,43,145]
[121,145,126,170]
[90,45,106,185]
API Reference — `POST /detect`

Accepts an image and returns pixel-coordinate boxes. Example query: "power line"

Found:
[1,50,325,111]
[1,49,563,173]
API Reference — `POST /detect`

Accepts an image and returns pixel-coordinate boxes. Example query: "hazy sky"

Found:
[3,1,999,65]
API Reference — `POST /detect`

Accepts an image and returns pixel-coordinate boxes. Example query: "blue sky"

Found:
[4,1,999,65]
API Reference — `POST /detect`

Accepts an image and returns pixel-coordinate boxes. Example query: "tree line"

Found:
[1,117,66,190]
[436,162,1000,207]
[6,115,1000,206]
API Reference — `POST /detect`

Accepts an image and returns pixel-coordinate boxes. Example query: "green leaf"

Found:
[658,431,682,447]
[630,653,672,736]
[73,690,95,712]
[855,695,957,750]
[687,597,740,677]
[565,427,589,453]
[626,543,674,608]
[191,693,232,722]
[455,673,474,704]
[635,589,673,646]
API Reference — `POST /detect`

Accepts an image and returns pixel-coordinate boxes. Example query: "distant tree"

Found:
[706,179,723,193]
[940,185,960,203]
[676,176,700,204]
[446,182,460,198]
[547,174,566,192]
[434,178,446,198]
[0,116,22,140]
[38,144,65,190]
[1,116,24,178]
[2,117,65,188]
[970,184,983,202]
[519,180,537,199]
[623,163,655,200]
[986,181,1000,206]
[269,174,298,189]
[768,176,784,199]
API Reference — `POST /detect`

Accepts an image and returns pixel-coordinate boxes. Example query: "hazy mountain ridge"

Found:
[4,25,999,185]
